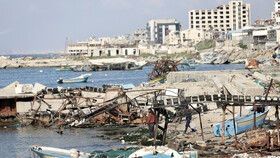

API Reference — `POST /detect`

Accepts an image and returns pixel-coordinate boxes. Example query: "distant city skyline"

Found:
[0,0,273,53]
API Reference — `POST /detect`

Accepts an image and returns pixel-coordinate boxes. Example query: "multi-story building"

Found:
[180,29,213,46]
[188,1,251,32]
[272,0,280,19]
[146,19,181,45]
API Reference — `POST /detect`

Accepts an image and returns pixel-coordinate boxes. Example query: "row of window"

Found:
[191,19,247,24]
[190,8,247,15]
[190,23,246,29]
[191,15,247,20]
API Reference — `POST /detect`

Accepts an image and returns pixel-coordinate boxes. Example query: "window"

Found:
[214,16,218,19]
[214,11,217,14]
[196,25,200,28]
[108,50,111,56]
[220,25,224,27]
[125,49,128,56]
[220,16,223,18]
[202,16,205,19]
[133,49,136,55]
[202,25,206,28]
[191,25,193,28]
[191,12,193,15]
[202,11,205,15]
[226,24,230,27]
[191,21,193,24]
[220,20,224,23]
[220,11,223,14]
[208,21,212,23]
[208,12,211,14]
[226,7,229,10]
[191,17,193,19]
[202,21,205,24]
[196,21,199,24]
[116,50,119,55]
[226,11,229,14]
[208,16,211,19]
[214,20,218,23]
[226,16,230,18]
[226,20,230,23]
[196,12,199,15]
[198,33,200,37]
[99,50,102,56]
[196,17,199,19]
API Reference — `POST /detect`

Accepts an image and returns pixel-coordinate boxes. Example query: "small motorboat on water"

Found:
[57,74,92,84]
[31,145,91,158]
[128,146,182,158]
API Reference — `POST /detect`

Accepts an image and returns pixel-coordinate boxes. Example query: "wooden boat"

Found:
[148,74,168,83]
[57,74,92,84]
[213,106,270,137]
[128,146,182,158]
[31,145,90,158]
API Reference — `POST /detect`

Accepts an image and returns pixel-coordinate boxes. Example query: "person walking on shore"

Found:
[184,104,196,134]
[147,108,155,138]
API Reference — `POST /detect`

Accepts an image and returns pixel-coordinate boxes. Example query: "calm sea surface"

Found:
[0,63,244,158]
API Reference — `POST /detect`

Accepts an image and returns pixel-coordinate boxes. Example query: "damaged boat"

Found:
[213,106,270,137]
[31,145,91,158]
[57,74,92,84]
[128,146,182,158]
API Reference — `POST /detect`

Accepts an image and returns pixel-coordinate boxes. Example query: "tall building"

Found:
[271,0,280,19]
[188,1,251,32]
[146,19,181,45]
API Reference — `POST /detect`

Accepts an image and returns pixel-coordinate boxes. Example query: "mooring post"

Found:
[153,110,159,146]
[222,104,226,144]
[232,105,237,140]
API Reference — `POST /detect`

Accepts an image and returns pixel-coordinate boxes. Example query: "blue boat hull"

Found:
[213,107,269,137]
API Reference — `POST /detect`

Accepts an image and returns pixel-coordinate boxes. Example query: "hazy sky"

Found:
[0,0,274,53]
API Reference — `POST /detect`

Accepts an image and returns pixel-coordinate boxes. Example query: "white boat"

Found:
[128,146,182,158]
[31,145,91,158]
[57,73,92,84]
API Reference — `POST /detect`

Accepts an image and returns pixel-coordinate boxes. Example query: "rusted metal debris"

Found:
[148,59,180,81]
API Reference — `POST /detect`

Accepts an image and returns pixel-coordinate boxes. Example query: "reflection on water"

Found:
[0,126,128,158]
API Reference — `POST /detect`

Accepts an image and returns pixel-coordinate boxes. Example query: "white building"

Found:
[271,0,280,24]
[188,1,251,32]
[147,19,181,45]
[67,37,139,57]
[180,29,213,46]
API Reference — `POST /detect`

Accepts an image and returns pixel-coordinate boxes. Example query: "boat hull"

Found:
[57,74,91,84]
[31,146,90,158]
[128,146,182,158]
[213,107,269,137]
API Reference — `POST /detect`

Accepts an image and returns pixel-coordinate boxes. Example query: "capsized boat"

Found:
[31,145,91,158]
[57,73,92,84]
[128,146,182,158]
[213,106,270,137]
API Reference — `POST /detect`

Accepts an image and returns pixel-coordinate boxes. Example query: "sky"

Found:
[0,0,274,53]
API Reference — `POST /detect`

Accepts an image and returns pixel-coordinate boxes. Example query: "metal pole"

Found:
[199,112,205,141]
[253,105,257,129]
[232,105,237,140]
[153,110,159,146]
[222,104,226,144]
[162,117,169,145]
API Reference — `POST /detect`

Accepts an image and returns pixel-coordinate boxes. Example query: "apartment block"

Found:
[188,1,251,32]
[147,19,181,45]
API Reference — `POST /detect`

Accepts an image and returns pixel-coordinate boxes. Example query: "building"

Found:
[271,0,280,25]
[188,1,251,32]
[146,19,181,45]
[180,29,213,46]
[67,37,140,57]
[165,31,181,46]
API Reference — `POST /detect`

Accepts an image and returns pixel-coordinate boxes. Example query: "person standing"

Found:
[147,108,155,138]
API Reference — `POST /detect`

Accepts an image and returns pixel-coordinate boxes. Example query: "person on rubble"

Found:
[147,108,155,138]
[184,104,196,134]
